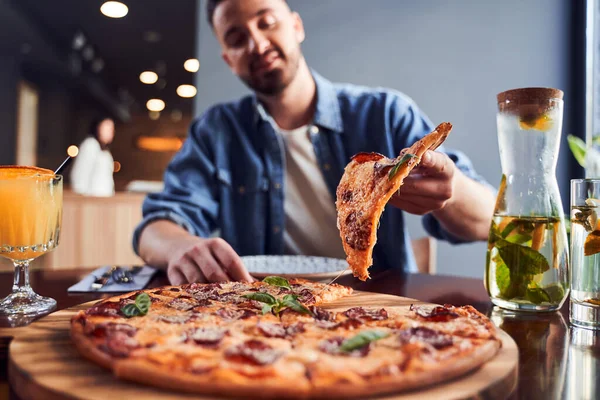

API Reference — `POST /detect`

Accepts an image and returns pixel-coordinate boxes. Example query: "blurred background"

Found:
[0,0,590,278]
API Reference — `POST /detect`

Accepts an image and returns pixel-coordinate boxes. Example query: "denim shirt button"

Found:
[274,183,282,189]
[273,226,281,233]
[238,186,246,194]
[323,163,331,171]
[310,126,319,135]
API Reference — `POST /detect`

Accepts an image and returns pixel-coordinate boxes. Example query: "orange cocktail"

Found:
[0,166,62,315]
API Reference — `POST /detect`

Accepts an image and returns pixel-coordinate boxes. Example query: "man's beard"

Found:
[241,47,301,96]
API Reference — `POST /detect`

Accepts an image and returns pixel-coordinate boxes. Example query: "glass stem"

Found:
[12,260,32,293]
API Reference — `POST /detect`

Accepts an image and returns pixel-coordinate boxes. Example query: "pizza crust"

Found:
[311,340,500,398]
[70,318,116,370]
[113,357,311,399]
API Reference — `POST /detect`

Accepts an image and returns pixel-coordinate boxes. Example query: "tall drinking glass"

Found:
[0,166,62,315]
[571,179,600,329]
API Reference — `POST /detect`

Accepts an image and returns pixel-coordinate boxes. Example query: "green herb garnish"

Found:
[120,293,151,318]
[488,219,556,302]
[280,294,312,315]
[567,134,586,168]
[388,153,418,180]
[243,292,312,317]
[339,330,389,352]
[263,276,291,289]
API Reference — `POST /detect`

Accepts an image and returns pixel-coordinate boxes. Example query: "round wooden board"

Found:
[8,291,518,400]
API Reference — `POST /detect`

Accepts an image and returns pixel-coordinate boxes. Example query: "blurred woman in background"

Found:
[70,117,115,197]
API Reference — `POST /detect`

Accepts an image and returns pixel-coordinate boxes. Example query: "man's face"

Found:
[213,0,305,96]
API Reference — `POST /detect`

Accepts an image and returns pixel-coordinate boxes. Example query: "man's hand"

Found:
[166,237,255,285]
[138,220,255,284]
[389,150,456,214]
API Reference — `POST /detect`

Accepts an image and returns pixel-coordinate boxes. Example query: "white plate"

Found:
[241,255,350,281]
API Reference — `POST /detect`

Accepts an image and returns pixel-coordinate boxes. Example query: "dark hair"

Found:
[90,117,113,149]
[206,0,287,28]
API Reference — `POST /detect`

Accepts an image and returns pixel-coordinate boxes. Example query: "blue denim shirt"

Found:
[133,71,489,273]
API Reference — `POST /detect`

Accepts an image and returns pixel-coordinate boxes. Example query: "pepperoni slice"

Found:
[87,322,137,338]
[86,301,122,317]
[398,327,453,349]
[216,308,257,320]
[152,288,181,296]
[257,322,287,338]
[410,304,459,322]
[315,320,340,330]
[168,297,201,311]
[285,322,306,336]
[98,331,140,358]
[256,322,305,338]
[343,307,388,321]
[153,314,193,324]
[295,289,316,304]
[225,340,282,365]
[315,318,362,330]
[186,283,223,294]
[309,306,335,321]
[351,152,386,163]
[236,299,263,310]
[189,327,227,346]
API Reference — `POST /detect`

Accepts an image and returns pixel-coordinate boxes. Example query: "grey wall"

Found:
[194,0,573,278]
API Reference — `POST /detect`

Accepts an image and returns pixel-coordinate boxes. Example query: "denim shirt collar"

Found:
[253,69,343,133]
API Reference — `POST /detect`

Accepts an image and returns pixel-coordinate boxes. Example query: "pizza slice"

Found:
[336,122,452,280]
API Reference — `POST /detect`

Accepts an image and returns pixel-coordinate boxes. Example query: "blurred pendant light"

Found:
[100,1,129,18]
[146,99,165,112]
[184,58,200,72]
[139,71,158,84]
[177,85,197,98]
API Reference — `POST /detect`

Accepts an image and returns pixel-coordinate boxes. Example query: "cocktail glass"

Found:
[0,166,62,315]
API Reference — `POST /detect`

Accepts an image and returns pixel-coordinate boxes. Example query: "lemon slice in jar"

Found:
[519,114,553,131]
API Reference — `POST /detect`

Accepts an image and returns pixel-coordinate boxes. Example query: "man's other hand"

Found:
[166,237,255,284]
[390,150,457,215]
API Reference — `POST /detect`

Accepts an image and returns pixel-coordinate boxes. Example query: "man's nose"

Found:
[248,31,270,54]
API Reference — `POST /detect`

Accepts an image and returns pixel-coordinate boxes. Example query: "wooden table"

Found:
[0,268,595,400]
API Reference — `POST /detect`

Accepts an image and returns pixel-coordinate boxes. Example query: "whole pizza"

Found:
[71,277,501,399]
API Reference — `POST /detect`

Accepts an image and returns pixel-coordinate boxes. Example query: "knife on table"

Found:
[90,266,118,290]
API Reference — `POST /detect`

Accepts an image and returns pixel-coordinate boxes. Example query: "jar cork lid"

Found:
[498,87,563,104]
[497,87,563,121]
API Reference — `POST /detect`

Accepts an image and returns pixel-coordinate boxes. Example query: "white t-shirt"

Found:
[277,125,346,259]
[69,137,115,197]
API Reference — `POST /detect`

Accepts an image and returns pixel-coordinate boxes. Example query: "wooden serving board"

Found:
[8,292,518,400]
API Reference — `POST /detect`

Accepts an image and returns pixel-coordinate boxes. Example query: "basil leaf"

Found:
[505,234,532,245]
[567,134,586,167]
[525,287,551,304]
[263,276,291,289]
[281,295,313,316]
[542,284,565,303]
[494,254,511,298]
[261,304,273,315]
[496,240,550,276]
[488,221,502,243]
[243,292,278,305]
[388,153,418,180]
[339,330,389,352]
[272,302,285,317]
[121,303,142,318]
[135,293,151,315]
